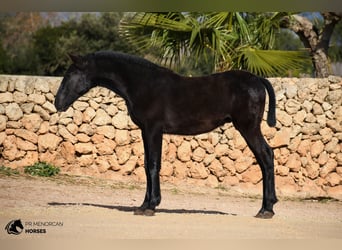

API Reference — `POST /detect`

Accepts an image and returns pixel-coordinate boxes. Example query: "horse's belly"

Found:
[163,117,230,135]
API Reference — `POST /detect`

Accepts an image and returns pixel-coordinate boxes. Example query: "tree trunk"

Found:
[312,48,330,78]
[281,12,342,78]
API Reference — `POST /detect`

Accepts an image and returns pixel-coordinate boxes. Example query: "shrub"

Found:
[24,162,60,177]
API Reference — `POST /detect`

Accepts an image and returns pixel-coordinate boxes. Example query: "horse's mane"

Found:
[90,51,173,74]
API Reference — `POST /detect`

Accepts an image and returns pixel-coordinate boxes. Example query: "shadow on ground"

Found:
[48,202,236,216]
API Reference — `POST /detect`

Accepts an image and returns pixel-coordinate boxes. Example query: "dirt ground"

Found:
[1,173,342,240]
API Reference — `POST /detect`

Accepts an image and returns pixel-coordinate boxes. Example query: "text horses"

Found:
[54,51,278,218]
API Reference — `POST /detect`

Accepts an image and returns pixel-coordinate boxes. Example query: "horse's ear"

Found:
[68,53,87,69]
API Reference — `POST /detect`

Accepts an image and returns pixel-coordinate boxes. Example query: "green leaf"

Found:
[24,162,60,177]
[120,12,312,76]
[238,48,310,76]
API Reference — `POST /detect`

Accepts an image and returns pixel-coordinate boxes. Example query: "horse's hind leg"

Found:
[234,122,278,218]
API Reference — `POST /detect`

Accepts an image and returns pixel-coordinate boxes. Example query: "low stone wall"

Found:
[0,75,341,199]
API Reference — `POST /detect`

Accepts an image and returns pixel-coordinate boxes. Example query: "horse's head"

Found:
[54,54,93,112]
[6,219,24,235]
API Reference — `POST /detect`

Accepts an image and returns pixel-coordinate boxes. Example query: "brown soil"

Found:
[1,173,342,239]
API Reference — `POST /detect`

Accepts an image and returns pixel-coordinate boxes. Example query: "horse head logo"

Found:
[5,219,24,235]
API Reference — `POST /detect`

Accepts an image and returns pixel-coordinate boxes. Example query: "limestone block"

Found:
[93,108,111,126]
[310,140,325,158]
[6,103,23,121]
[177,141,192,162]
[188,162,208,179]
[75,142,94,154]
[0,92,13,103]
[192,147,206,162]
[21,114,42,132]
[112,112,129,129]
[115,145,132,164]
[38,133,62,152]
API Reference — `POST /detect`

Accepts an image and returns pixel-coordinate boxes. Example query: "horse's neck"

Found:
[94,76,127,100]
[92,64,133,102]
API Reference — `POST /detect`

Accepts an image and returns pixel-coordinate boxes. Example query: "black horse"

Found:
[55,51,278,218]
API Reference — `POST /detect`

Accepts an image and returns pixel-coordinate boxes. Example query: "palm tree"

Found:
[119,12,310,77]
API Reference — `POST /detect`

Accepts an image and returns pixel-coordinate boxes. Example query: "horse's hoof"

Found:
[133,208,155,216]
[255,210,274,219]
[143,209,155,216]
[134,208,145,216]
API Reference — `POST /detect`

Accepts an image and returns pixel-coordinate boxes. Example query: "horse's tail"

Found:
[260,77,276,127]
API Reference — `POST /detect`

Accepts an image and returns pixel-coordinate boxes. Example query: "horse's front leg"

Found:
[134,126,163,216]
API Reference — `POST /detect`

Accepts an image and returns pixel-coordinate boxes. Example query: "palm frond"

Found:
[120,12,195,66]
[237,48,310,76]
[120,12,311,77]
[234,13,252,44]
[205,12,234,29]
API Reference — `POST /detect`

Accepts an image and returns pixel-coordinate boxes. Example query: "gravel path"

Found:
[1,174,341,239]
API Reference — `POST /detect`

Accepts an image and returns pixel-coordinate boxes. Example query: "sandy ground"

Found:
[1,174,342,240]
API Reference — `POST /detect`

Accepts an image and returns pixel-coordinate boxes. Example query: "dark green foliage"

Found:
[273,29,314,76]
[0,42,10,74]
[24,162,60,177]
[32,25,70,75]
[0,12,139,76]
[0,12,340,77]
[120,12,311,77]
[328,21,342,62]
[32,12,139,76]
[274,29,304,51]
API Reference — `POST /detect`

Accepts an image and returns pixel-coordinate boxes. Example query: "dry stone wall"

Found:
[0,75,341,199]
